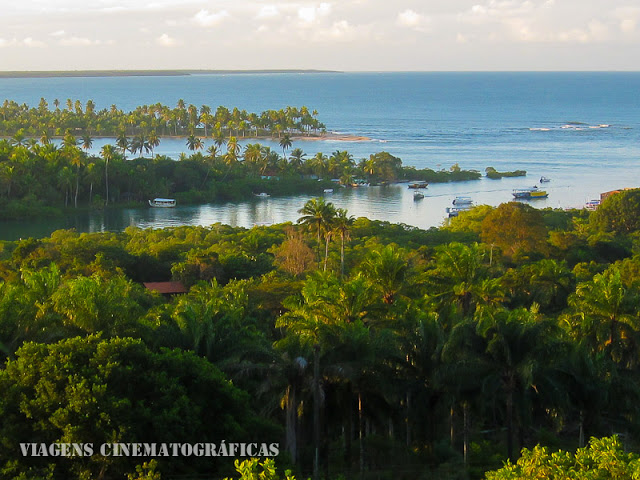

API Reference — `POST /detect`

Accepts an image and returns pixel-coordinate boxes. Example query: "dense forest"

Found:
[2,188,640,479]
[0,99,326,138]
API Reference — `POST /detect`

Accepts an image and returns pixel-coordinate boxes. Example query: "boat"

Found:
[452,196,473,205]
[585,199,601,211]
[323,188,334,194]
[512,186,548,199]
[408,182,428,189]
[413,191,425,200]
[540,176,551,183]
[446,205,472,217]
[148,198,176,207]
[254,192,270,198]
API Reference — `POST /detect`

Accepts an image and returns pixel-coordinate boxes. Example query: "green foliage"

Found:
[0,335,274,479]
[592,188,640,234]
[485,436,640,480]
[485,167,527,179]
[224,458,300,480]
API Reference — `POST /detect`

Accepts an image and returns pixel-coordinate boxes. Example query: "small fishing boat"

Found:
[512,186,548,199]
[408,181,428,189]
[453,196,473,205]
[149,198,176,208]
[323,188,334,193]
[413,191,425,200]
[540,176,551,183]
[254,192,270,198]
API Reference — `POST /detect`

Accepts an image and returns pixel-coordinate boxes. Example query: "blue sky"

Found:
[1,0,639,71]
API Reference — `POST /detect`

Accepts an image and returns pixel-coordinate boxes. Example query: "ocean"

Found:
[1,72,639,239]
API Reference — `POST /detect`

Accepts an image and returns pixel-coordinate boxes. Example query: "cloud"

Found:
[50,30,66,37]
[59,36,102,46]
[298,3,332,23]
[397,9,430,31]
[257,5,280,19]
[193,9,230,27]
[156,33,179,46]
[23,37,47,48]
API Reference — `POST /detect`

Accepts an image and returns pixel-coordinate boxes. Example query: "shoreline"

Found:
[0,69,340,79]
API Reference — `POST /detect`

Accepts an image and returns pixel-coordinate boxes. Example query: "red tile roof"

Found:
[143,281,188,294]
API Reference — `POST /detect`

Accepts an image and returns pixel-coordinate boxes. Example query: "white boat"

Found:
[540,176,550,183]
[452,196,473,205]
[413,191,425,200]
[512,186,548,199]
[585,199,601,211]
[254,192,270,198]
[149,198,176,208]
[323,188,334,193]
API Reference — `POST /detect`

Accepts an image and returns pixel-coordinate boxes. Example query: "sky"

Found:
[0,0,639,71]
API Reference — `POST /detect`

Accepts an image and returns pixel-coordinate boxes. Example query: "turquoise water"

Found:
[1,72,639,239]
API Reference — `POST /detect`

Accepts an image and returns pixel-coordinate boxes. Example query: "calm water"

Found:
[1,72,640,240]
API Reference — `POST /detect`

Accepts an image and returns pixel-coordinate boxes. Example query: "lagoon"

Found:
[1,72,640,239]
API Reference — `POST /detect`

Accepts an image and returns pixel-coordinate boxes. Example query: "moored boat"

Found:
[453,196,473,205]
[408,181,428,189]
[413,191,425,200]
[540,176,550,183]
[323,188,334,193]
[512,186,548,199]
[149,198,176,207]
[254,192,270,198]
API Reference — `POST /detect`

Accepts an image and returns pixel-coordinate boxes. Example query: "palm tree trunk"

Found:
[359,391,364,479]
[450,405,455,447]
[285,385,297,463]
[506,388,514,460]
[74,168,79,208]
[323,234,331,272]
[341,234,345,278]
[313,344,320,480]
[105,160,109,205]
[463,401,470,465]
[89,181,93,205]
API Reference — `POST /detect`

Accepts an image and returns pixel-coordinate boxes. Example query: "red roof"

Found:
[143,281,188,294]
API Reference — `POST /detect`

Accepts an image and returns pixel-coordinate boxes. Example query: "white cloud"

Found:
[298,3,332,23]
[193,9,230,27]
[397,9,430,32]
[23,37,47,48]
[59,36,101,46]
[50,30,66,37]
[257,5,280,19]
[156,33,178,46]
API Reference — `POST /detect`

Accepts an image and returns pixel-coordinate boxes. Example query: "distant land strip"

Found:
[0,69,341,79]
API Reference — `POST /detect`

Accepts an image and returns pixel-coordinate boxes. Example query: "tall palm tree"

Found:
[186,134,204,153]
[297,198,336,268]
[333,208,355,277]
[279,133,292,159]
[147,131,160,158]
[81,134,93,153]
[101,144,116,205]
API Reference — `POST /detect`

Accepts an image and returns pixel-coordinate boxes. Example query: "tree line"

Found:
[0,99,326,139]
[2,189,640,479]
[0,131,480,219]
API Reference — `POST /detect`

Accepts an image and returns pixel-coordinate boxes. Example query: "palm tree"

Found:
[68,147,84,208]
[116,132,129,160]
[279,133,292,159]
[333,208,355,277]
[289,148,306,171]
[298,198,336,268]
[81,134,93,153]
[101,144,116,205]
[147,131,160,158]
[360,244,411,305]
[186,134,204,153]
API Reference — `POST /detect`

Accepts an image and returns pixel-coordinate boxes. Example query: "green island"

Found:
[485,167,527,179]
[3,187,640,479]
[0,99,483,219]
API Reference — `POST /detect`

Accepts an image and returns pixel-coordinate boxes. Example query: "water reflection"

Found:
[2,167,640,242]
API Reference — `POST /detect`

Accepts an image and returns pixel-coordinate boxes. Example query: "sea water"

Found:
[1,72,639,239]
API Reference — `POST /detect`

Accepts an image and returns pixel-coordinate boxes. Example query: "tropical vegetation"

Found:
[2,189,640,479]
